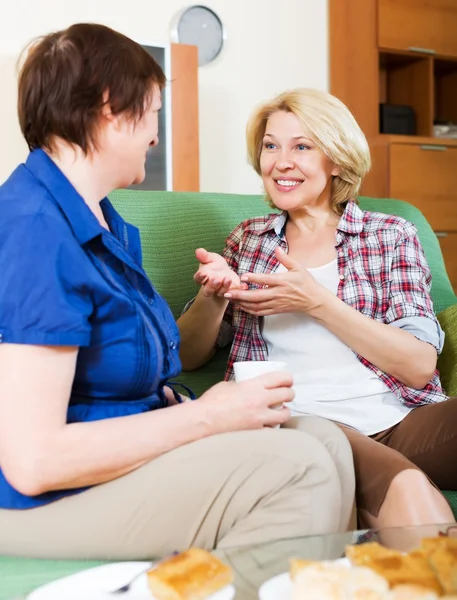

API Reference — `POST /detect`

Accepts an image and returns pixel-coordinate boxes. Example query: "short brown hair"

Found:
[246,88,371,214]
[18,23,166,154]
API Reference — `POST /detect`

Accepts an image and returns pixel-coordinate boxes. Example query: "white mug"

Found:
[233,360,289,382]
[233,361,291,428]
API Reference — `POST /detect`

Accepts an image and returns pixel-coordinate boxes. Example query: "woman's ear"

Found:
[331,164,342,177]
[100,90,127,134]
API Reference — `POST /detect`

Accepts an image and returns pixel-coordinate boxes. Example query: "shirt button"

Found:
[338,251,344,258]
[169,341,177,350]
[339,274,345,280]
[148,298,154,305]
[376,370,383,377]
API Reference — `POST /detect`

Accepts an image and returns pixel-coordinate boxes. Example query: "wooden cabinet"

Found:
[331,0,457,138]
[389,143,457,231]
[378,0,457,57]
[330,0,457,291]
[379,52,433,137]
[435,59,457,124]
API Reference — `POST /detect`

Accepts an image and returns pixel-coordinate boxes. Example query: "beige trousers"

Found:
[0,418,354,560]
[283,416,355,530]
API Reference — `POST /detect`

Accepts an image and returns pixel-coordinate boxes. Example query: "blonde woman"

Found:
[178,88,457,529]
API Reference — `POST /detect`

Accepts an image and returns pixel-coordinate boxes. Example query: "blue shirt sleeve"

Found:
[0,213,93,346]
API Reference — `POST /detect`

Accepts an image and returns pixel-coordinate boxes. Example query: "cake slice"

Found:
[147,548,233,600]
[428,545,457,595]
[346,542,403,566]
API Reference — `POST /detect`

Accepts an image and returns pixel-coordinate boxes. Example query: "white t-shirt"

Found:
[262,261,412,435]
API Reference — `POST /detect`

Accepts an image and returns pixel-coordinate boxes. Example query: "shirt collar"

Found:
[246,211,287,237]
[25,149,114,246]
[337,200,365,235]
[245,201,364,238]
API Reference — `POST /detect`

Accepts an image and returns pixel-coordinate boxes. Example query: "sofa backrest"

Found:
[109,190,456,317]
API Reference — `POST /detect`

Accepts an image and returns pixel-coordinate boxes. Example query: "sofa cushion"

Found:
[109,191,276,319]
[177,348,229,397]
[437,304,457,397]
[109,191,457,318]
[443,490,457,518]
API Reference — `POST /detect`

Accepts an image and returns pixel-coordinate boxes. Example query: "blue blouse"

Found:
[0,149,182,509]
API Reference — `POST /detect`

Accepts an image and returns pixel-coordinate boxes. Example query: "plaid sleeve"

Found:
[385,222,444,351]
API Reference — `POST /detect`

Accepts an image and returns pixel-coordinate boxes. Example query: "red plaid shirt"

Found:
[219,201,446,407]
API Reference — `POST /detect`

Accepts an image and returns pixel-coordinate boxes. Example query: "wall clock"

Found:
[171,5,226,66]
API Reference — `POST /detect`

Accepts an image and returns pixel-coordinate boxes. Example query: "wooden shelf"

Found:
[380,48,457,63]
[378,134,457,147]
[330,0,457,291]
[434,59,457,124]
[379,52,433,136]
[379,48,433,59]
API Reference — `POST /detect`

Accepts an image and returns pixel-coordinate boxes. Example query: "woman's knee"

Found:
[388,468,435,496]
[375,468,455,528]
[383,468,452,516]
[235,429,341,490]
[285,416,354,464]
[266,429,344,529]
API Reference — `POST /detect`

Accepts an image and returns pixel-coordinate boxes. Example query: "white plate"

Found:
[258,558,350,600]
[27,561,236,600]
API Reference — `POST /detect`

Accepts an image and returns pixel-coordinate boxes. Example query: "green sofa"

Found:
[1,191,456,599]
[109,190,457,394]
[110,189,457,512]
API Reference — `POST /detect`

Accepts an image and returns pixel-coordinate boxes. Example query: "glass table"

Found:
[2,522,456,600]
[215,522,456,599]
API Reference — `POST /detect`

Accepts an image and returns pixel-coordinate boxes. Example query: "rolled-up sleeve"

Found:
[385,222,444,353]
[0,213,93,346]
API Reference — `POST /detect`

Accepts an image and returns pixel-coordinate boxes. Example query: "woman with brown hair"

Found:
[0,25,353,558]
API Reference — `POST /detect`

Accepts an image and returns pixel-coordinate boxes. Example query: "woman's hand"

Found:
[163,386,190,406]
[198,371,294,432]
[224,247,329,316]
[194,248,244,298]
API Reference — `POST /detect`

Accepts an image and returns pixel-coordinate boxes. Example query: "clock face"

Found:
[176,5,224,66]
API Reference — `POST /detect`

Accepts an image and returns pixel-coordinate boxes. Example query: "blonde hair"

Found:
[246,88,371,213]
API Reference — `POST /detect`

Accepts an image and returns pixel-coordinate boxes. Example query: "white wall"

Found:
[0,0,329,192]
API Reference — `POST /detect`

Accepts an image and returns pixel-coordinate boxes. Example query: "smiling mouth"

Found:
[274,179,303,189]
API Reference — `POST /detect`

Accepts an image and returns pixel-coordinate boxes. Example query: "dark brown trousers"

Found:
[339,397,457,519]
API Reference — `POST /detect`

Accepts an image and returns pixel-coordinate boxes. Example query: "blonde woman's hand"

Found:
[223,247,330,316]
[194,247,244,298]
[198,371,294,432]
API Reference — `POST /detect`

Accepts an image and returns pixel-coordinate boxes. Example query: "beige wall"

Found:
[0,0,329,192]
